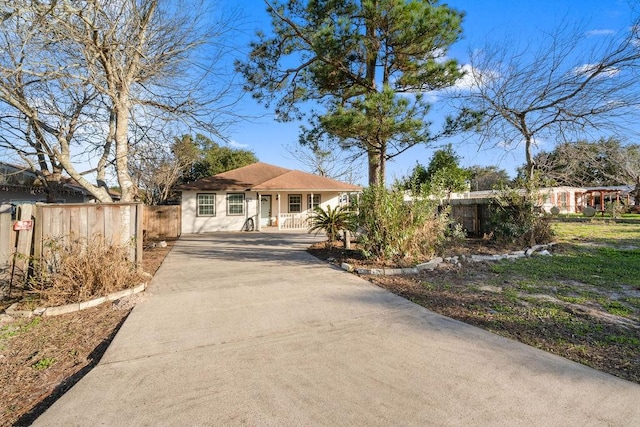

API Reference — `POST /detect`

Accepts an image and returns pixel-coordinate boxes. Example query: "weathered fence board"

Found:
[143,205,181,239]
[0,210,15,286]
[450,200,492,236]
[32,203,143,267]
[1,203,144,296]
[13,204,34,278]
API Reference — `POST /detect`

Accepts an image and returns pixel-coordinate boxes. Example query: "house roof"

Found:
[0,161,91,196]
[178,162,362,192]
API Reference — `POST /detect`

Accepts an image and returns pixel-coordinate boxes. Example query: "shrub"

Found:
[308,205,355,243]
[488,183,554,246]
[355,184,448,263]
[605,200,626,218]
[28,235,147,306]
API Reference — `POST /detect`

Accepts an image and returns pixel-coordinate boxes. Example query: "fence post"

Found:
[135,203,143,270]
[11,204,35,287]
[343,230,351,249]
[0,210,13,295]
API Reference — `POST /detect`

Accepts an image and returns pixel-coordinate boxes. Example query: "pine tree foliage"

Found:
[237,0,466,185]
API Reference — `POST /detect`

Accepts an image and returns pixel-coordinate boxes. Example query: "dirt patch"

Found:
[0,238,175,427]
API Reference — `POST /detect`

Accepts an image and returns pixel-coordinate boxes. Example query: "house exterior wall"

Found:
[538,187,581,214]
[1,163,91,204]
[181,191,259,234]
[181,190,345,234]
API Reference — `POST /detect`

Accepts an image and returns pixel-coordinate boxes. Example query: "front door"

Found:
[260,195,272,226]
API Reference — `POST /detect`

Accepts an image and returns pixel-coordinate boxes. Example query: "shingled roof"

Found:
[177,162,362,192]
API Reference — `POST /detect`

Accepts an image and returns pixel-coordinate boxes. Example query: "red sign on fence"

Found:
[13,220,33,231]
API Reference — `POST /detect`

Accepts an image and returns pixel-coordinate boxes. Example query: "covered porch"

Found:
[580,187,633,213]
[255,191,354,231]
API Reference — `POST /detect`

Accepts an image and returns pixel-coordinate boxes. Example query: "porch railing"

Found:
[278,213,311,230]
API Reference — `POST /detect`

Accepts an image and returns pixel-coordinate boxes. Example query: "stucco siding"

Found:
[182,190,347,233]
[181,191,259,234]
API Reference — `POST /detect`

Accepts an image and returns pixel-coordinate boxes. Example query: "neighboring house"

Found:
[450,185,635,215]
[0,162,93,207]
[448,185,636,235]
[178,162,361,233]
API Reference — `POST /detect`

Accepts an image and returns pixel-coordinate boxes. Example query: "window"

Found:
[197,193,216,216]
[307,194,321,210]
[227,193,245,215]
[558,192,568,208]
[288,194,302,213]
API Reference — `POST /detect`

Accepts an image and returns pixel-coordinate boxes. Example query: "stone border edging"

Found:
[341,243,557,276]
[3,283,147,319]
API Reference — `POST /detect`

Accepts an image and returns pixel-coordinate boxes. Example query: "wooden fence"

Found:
[0,203,143,292]
[449,199,492,236]
[143,205,181,239]
[0,208,14,287]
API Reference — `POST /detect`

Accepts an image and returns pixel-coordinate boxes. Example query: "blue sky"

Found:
[224,0,636,185]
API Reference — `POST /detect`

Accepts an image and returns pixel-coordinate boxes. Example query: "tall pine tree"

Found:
[237,0,464,185]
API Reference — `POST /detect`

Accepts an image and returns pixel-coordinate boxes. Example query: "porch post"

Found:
[257,192,261,231]
[310,192,314,228]
[277,192,281,230]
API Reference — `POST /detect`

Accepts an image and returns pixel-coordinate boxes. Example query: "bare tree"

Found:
[457,18,640,182]
[525,139,625,187]
[612,145,640,204]
[284,137,364,185]
[0,0,241,202]
[0,2,110,201]
[129,140,192,206]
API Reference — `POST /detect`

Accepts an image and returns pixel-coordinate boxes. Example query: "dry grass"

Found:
[0,239,175,427]
[27,236,147,307]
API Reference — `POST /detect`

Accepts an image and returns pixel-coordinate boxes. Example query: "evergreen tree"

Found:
[237,0,465,185]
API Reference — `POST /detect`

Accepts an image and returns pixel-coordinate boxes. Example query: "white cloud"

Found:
[573,63,620,78]
[585,29,615,37]
[228,139,250,149]
[453,64,480,90]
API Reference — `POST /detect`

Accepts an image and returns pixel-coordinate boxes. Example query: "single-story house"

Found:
[0,162,93,209]
[178,162,362,233]
[450,185,635,215]
[448,185,637,235]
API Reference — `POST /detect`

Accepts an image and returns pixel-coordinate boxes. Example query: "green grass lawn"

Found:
[493,221,640,313]
[552,220,640,247]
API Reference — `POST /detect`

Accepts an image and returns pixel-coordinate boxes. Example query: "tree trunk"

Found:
[56,139,113,202]
[114,95,136,202]
[367,147,386,187]
[44,176,62,203]
[525,135,535,182]
[368,151,381,186]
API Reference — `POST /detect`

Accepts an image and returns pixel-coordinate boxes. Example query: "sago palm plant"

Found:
[308,205,354,243]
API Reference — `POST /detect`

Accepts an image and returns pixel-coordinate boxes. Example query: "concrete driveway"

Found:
[35,232,640,426]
